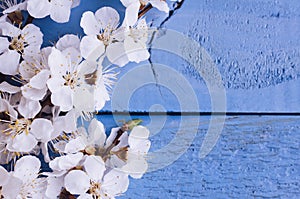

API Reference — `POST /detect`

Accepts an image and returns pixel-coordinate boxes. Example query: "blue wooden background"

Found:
[35,0,300,113]
[4,0,300,198]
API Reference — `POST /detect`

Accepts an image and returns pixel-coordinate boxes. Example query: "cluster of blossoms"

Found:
[0,0,171,198]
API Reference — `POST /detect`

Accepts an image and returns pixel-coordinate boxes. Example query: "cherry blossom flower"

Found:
[61,119,129,168]
[121,0,169,26]
[124,18,150,63]
[27,0,80,23]
[19,47,51,81]
[0,96,56,153]
[0,155,46,198]
[86,60,118,111]
[80,7,129,66]
[46,47,95,112]
[64,155,129,198]
[0,0,27,15]
[58,118,105,154]
[42,109,78,162]
[45,152,84,198]
[0,22,43,75]
[0,1,158,197]
[121,125,151,178]
[19,47,52,101]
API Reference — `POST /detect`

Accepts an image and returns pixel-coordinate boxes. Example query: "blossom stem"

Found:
[24,15,34,27]
[59,189,76,199]
[138,4,153,19]
[101,119,142,160]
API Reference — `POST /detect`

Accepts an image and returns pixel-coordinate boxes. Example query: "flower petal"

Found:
[80,35,105,60]
[64,170,90,195]
[50,86,73,112]
[45,177,64,198]
[80,11,100,35]
[105,127,120,147]
[73,86,95,112]
[22,24,43,56]
[128,126,151,154]
[48,48,68,76]
[0,50,20,75]
[124,36,150,63]
[56,34,80,51]
[149,0,169,13]
[49,153,83,171]
[106,42,129,67]
[27,0,51,19]
[121,152,148,179]
[95,7,120,30]
[13,155,40,182]
[120,0,139,7]
[62,47,82,67]
[1,176,22,199]
[0,82,20,94]
[29,69,50,89]
[50,0,72,23]
[30,118,54,142]
[88,119,106,147]
[0,166,9,186]
[18,97,41,118]
[7,133,38,152]
[102,169,129,197]
[0,21,21,37]
[46,77,65,93]
[84,155,105,181]
[21,84,48,101]
[64,137,86,153]
[0,37,9,53]
[123,2,140,26]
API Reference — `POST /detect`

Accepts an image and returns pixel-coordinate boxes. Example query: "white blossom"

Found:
[80,7,129,66]
[0,22,43,75]
[121,0,169,26]
[121,125,151,178]
[0,155,46,198]
[27,0,80,23]
[0,97,56,153]
[45,152,84,198]
[64,155,129,198]
[124,18,150,63]
[0,0,27,15]
[46,47,94,112]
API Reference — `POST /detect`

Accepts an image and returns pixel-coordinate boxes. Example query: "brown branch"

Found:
[138,4,153,19]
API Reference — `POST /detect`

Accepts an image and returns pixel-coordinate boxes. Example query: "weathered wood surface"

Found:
[98,115,300,198]
[103,0,300,113]
[32,0,300,112]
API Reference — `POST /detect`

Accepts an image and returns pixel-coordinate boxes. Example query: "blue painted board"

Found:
[97,114,300,198]
[2,0,299,112]
[102,0,300,113]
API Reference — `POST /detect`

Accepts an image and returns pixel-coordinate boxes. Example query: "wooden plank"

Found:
[97,114,300,198]
[101,0,300,112]
[30,0,300,112]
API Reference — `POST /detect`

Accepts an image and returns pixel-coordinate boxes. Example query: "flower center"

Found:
[2,118,31,138]
[97,33,110,46]
[89,180,101,197]
[6,118,31,138]
[63,71,79,89]
[9,35,28,53]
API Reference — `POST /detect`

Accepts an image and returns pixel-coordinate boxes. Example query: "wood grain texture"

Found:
[97,115,300,198]
[101,0,300,113]
[28,0,300,112]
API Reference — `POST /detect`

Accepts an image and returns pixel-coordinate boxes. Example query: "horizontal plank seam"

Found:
[97,112,300,116]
